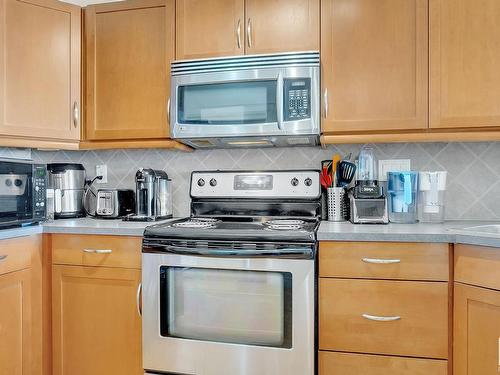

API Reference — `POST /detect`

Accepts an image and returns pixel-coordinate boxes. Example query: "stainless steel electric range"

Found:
[141,170,321,375]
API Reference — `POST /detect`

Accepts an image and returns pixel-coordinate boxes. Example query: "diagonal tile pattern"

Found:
[1,142,499,219]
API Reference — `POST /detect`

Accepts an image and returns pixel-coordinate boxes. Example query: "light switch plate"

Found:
[95,165,108,184]
[378,159,411,181]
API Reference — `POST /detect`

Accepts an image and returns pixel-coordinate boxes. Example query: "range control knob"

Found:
[5,179,12,187]
[14,179,23,187]
[291,178,299,187]
[197,178,205,187]
[209,178,217,187]
[304,178,313,186]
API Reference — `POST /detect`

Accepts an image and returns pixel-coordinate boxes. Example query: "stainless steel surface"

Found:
[130,169,172,221]
[362,314,401,322]
[190,171,321,199]
[142,253,315,375]
[48,169,85,190]
[247,18,252,48]
[170,51,320,148]
[362,258,401,264]
[54,189,84,216]
[82,249,113,254]
[136,282,142,316]
[323,88,328,118]
[73,101,79,128]
[236,19,241,49]
[48,163,85,220]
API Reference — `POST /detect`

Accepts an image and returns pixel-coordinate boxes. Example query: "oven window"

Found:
[178,81,278,125]
[0,162,33,225]
[160,267,292,348]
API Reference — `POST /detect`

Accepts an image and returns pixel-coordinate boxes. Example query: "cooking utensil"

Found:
[331,154,341,186]
[337,160,357,187]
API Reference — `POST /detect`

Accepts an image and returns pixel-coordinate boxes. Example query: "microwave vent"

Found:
[287,137,313,146]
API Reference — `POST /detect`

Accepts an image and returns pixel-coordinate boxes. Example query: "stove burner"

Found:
[171,220,217,229]
[266,224,304,231]
[191,217,220,223]
[265,219,306,226]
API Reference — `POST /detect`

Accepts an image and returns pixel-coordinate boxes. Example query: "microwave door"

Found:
[171,70,282,138]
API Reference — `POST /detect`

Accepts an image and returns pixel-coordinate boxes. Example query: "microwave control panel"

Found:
[284,78,311,121]
[33,165,47,219]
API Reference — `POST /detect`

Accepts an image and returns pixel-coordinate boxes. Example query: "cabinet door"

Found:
[321,0,428,132]
[0,0,80,140]
[430,0,500,129]
[245,0,319,55]
[85,0,173,140]
[0,269,32,375]
[176,0,244,59]
[52,265,142,375]
[454,283,500,375]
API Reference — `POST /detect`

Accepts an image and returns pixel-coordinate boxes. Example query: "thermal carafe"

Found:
[387,171,418,223]
[418,171,447,223]
[47,163,86,219]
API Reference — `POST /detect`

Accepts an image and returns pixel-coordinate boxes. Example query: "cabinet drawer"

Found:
[319,242,449,281]
[319,278,449,359]
[455,244,500,291]
[51,234,141,269]
[0,235,39,275]
[319,351,448,375]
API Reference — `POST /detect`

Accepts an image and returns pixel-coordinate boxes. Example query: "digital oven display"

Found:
[234,175,273,190]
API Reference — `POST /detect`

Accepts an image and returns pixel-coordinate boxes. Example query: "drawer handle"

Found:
[362,314,401,322]
[362,258,401,264]
[136,283,142,317]
[0,255,7,261]
[83,249,113,254]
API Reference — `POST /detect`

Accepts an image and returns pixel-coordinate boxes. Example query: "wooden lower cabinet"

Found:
[454,282,500,375]
[52,265,142,375]
[319,351,448,375]
[0,269,32,375]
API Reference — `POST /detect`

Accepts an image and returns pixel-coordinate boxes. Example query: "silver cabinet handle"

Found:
[323,88,329,118]
[83,249,113,254]
[167,98,171,124]
[72,101,79,128]
[362,314,401,322]
[247,18,252,48]
[236,19,242,49]
[136,283,142,316]
[362,258,401,264]
[0,255,7,261]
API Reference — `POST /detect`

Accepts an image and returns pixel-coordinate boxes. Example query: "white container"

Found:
[418,171,447,223]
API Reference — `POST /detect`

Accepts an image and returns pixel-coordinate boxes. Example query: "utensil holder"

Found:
[327,187,347,222]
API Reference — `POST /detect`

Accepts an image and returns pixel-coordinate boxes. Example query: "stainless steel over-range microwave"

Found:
[169,51,320,149]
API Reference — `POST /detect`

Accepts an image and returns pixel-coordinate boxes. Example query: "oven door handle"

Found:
[144,244,314,259]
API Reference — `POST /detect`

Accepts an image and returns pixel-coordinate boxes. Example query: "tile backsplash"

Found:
[2,142,498,220]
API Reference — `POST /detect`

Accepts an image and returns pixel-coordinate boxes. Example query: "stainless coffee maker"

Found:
[125,168,172,221]
[47,163,86,219]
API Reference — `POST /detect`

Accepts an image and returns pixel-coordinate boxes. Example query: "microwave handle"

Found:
[276,72,283,129]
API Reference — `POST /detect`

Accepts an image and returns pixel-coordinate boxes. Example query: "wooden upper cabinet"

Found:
[321,0,428,133]
[0,269,32,375]
[245,0,319,55]
[176,0,244,59]
[85,0,174,141]
[430,0,500,129]
[0,0,81,140]
[454,283,500,375]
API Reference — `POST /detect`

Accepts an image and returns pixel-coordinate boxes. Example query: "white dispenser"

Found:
[418,171,447,223]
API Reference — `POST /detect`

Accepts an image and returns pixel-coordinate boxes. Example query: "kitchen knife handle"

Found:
[362,314,401,322]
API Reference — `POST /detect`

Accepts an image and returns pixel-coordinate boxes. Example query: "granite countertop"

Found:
[2,218,500,248]
[318,220,500,248]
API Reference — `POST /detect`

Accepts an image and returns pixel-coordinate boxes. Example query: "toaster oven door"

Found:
[0,161,34,226]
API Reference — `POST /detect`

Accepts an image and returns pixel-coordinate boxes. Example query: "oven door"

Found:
[142,250,315,375]
[0,161,34,227]
[170,66,319,141]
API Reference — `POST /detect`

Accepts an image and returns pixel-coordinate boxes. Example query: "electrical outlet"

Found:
[95,165,108,184]
[378,159,411,181]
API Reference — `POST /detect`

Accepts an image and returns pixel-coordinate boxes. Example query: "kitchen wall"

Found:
[11,141,495,220]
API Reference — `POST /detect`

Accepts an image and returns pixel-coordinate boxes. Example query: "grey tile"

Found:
[457,159,498,197]
[480,181,500,219]
[481,143,500,177]
[435,143,476,177]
